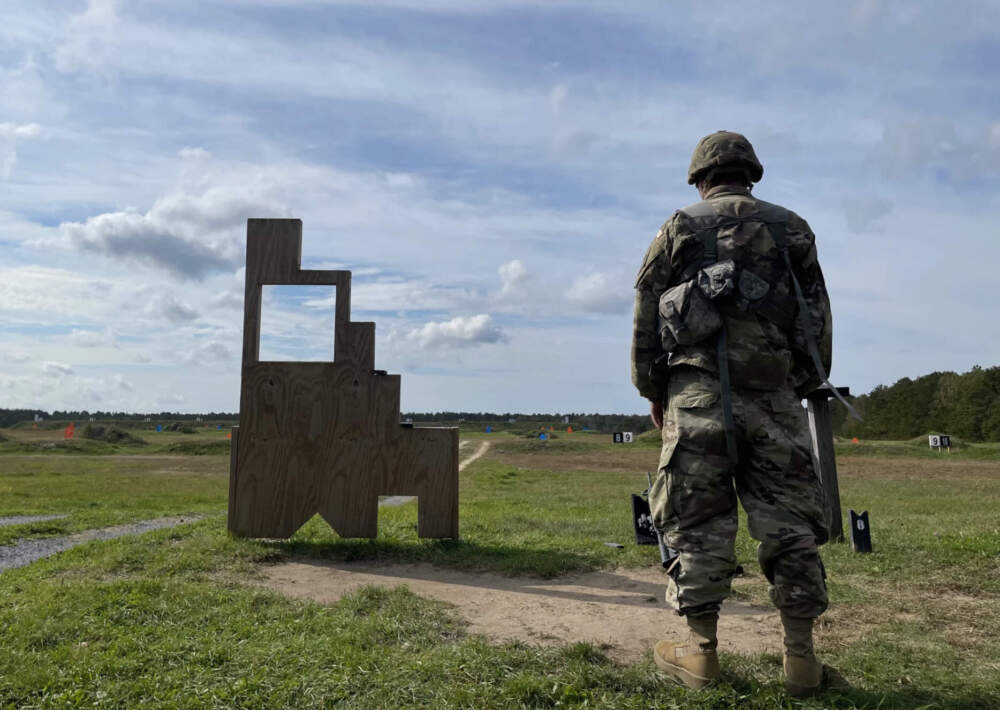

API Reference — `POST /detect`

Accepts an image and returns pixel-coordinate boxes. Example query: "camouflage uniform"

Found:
[632,161,833,619]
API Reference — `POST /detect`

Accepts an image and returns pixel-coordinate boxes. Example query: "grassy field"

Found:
[1,428,998,707]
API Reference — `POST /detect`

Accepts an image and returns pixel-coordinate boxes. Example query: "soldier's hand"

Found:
[650,400,663,430]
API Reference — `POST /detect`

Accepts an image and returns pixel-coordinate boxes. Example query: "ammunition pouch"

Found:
[657,260,736,352]
[735,270,796,330]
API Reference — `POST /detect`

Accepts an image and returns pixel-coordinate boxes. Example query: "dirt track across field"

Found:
[260,561,781,663]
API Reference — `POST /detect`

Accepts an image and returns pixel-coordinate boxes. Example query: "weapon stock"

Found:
[631,471,678,569]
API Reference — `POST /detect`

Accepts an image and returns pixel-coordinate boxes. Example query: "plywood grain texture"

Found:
[228,218,459,539]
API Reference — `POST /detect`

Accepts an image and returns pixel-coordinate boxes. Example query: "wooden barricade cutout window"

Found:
[258,285,336,362]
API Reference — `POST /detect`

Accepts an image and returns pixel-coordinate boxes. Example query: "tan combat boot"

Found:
[653,613,720,690]
[780,612,823,697]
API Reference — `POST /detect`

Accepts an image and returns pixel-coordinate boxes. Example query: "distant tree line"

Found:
[832,365,1000,441]
[0,408,650,435]
[402,412,651,434]
[0,408,48,428]
[0,410,238,428]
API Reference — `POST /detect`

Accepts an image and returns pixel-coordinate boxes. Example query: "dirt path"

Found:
[0,514,67,527]
[260,560,781,663]
[458,440,491,471]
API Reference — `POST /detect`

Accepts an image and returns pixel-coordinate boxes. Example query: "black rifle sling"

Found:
[695,221,739,463]
[716,324,739,462]
[767,223,862,422]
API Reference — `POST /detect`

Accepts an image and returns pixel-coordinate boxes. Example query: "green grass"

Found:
[1,437,999,707]
[80,423,149,446]
[0,429,232,456]
[2,520,997,708]
[834,437,1000,461]
[285,461,653,577]
[0,456,226,545]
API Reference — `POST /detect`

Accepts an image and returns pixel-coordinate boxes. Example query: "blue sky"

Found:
[2,0,999,414]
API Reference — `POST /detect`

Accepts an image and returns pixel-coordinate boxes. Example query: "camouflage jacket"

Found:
[631,185,832,401]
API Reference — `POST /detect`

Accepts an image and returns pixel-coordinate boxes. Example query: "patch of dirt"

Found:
[458,441,490,471]
[259,560,782,663]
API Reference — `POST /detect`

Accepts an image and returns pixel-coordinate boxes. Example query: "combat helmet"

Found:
[687,131,763,185]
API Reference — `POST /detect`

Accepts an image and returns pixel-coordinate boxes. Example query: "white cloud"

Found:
[186,341,233,366]
[210,290,243,310]
[565,272,632,314]
[59,208,237,280]
[114,373,132,391]
[58,181,273,279]
[69,327,118,348]
[41,360,73,377]
[0,121,41,178]
[498,259,529,297]
[404,314,509,349]
[53,155,296,280]
[0,122,41,138]
[179,146,211,161]
[149,294,199,323]
[158,393,186,406]
[1,152,16,179]
[54,0,121,76]
[873,118,1000,180]
[0,349,31,363]
[350,279,480,313]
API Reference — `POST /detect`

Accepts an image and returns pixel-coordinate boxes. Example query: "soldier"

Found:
[631,131,832,697]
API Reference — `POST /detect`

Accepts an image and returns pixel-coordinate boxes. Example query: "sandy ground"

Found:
[260,561,780,663]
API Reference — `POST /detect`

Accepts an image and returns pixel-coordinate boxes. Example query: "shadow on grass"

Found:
[264,536,602,578]
[256,539,773,617]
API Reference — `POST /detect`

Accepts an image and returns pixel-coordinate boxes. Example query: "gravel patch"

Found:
[0,514,68,527]
[0,516,201,572]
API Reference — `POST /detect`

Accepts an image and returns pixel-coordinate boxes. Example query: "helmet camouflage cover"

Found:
[687,131,764,185]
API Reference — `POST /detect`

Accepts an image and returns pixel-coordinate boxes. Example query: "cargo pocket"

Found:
[672,389,720,449]
[664,371,720,461]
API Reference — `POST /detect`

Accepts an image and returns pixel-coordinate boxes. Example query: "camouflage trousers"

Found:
[649,366,829,619]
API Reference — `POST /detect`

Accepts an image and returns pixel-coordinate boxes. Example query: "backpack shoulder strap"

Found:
[769,219,862,421]
[677,200,722,265]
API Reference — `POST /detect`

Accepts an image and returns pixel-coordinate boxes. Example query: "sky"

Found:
[2,0,999,415]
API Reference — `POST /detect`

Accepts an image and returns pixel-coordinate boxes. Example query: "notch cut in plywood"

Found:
[228,218,459,540]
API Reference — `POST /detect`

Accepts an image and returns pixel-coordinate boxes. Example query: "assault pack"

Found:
[656,199,859,459]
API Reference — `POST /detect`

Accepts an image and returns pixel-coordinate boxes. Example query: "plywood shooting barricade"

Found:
[228,219,459,539]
